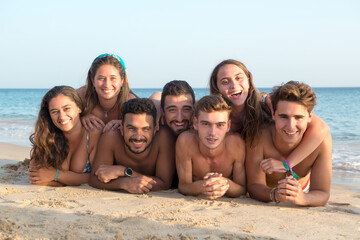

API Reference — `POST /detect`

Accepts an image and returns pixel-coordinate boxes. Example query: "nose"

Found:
[133,130,142,139]
[288,118,296,129]
[209,125,216,135]
[104,78,111,87]
[59,110,66,119]
[229,80,235,89]
[176,111,183,122]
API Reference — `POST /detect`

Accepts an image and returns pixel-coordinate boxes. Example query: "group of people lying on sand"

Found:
[28,54,332,207]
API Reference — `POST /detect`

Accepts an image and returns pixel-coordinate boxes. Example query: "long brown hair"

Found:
[29,86,83,169]
[83,54,131,119]
[209,59,269,147]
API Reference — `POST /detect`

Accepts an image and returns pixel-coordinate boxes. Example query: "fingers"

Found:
[203,175,223,186]
[203,173,222,180]
[103,120,121,133]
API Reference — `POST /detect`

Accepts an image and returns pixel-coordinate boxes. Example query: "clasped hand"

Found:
[202,173,229,200]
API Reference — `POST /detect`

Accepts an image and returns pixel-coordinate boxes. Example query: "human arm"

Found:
[246,138,273,202]
[89,131,156,193]
[148,127,175,191]
[275,132,332,206]
[28,160,88,186]
[176,132,207,196]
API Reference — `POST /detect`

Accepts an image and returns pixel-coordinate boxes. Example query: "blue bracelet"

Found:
[55,169,59,181]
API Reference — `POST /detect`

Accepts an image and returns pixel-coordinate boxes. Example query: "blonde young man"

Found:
[246,81,332,206]
[176,95,246,199]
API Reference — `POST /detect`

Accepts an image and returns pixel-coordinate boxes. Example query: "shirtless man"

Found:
[246,81,332,206]
[176,95,246,199]
[89,98,175,193]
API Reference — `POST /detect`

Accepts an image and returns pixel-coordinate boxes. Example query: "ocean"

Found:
[0,87,359,177]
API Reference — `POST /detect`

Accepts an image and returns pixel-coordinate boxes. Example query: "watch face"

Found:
[125,168,133,177]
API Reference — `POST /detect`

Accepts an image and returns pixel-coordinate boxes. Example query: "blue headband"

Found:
[93,53,126,74]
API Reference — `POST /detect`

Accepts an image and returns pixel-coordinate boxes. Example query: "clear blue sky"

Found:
[1,0,359,88]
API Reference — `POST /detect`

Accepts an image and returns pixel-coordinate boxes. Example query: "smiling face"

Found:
[194,111,230,150]
[93,64,123,100]
[163,93,194,135]
[48,94,82,132]
[120,113,156,154]
[273,101,312,146]
[216,64,249,107]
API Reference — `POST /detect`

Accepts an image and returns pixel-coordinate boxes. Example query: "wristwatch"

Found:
[124,167,133,177]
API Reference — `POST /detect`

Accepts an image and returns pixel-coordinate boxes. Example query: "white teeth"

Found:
[207,138,216,142]
[103,89,112,93]
[60,120,70,125]
[285,131,296,135]
[175,122,185,126]
[230,91,242,96]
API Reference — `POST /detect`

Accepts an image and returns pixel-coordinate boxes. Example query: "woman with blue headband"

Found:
[78,54,137,132]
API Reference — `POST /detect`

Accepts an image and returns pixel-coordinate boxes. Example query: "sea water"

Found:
[0,88,359,175]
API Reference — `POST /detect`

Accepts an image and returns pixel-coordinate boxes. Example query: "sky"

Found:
[0,0,359,89]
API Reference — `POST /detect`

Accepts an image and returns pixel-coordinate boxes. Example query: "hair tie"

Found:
[93,53,126,74]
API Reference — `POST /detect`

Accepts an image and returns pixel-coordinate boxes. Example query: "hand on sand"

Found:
[260,158,287,174]
[95,165,121,183]
[28,165,57,185]
[202,173,230,200]
[276,176,305,205]
[124,176,156,194]
[81,114,105,131]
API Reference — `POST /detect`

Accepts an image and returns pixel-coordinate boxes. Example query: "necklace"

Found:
[99,102,118,118]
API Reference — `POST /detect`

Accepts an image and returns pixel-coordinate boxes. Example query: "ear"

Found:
[227,119,231,132]
[160,108,165,125]
[272,110,276,121]
[193,116,198,130]
[119,121,124,136]
[308,110,313,123]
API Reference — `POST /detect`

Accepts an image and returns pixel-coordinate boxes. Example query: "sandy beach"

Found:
[0,142,359,240]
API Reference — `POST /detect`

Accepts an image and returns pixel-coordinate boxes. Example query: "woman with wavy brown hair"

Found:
[209,59,329,173]
[77,54,137,132]
[29,86,101,186]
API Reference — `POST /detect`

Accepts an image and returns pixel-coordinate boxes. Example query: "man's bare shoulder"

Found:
[225,131,245,145]
[177,130,197,145]
[154,126,175,146]
[99,129,122,146]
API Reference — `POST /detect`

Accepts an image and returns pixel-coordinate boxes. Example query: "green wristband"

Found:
[55,169,59,181]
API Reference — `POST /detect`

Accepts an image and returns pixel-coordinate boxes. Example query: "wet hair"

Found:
[29,86,83,169]
[209,59,268,147]
[160,80,195,110]
[83,54,131,119]
[122,98,157,127]
[270,81,317,113]
[194,95,231,118]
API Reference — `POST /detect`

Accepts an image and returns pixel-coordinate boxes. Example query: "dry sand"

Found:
[0,142,359,240]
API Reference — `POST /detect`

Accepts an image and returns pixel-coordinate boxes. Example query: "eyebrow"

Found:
[49,104,71,112]
[220,72,243,81]
[278,114,305,117]
[125,124,151,129]
[165,104,193,110]
[200,121,227,124]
